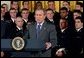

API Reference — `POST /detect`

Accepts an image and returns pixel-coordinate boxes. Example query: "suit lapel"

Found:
[32,22,37,39]
[40,21,47,35]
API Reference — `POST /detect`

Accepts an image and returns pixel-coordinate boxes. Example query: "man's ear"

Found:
[81,23,83,27]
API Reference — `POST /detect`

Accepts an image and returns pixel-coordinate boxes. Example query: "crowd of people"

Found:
[1,1,83,57]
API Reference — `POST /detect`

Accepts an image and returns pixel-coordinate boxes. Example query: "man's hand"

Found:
[45,42,52,50]
[56,51,63,57]
[56,48,65,57]
[1,51,4,57]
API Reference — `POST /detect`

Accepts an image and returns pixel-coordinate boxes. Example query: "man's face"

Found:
[48,2,55,10]
[59,19,67,29]
[10,10,17,18]
[1,8,5,17]
[73,12,81,20]
[21,10,29,19]
[75,19,83,29]
[35,10,45,23]
[75,5,81,10]
[15,17,24,27]
[11,2,18,10]
[23,2,29,9]
[46,10,54,19]
[63,2,69,9]
[36,3,42,10]
[60,10,68,18]
[2,5,8,12]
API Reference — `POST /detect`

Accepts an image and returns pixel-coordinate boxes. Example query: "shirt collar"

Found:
[11,18,15,22]
[36,21,44,29]
[16,26,22,30]
[37,21,44,26]
[23,18,28,23]
[76,27,83,32]
[61,29,66,32]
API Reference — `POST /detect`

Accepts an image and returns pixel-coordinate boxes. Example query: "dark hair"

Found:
[9,8,16,11]
[36,1,42,4]
[76,2,83,7]
[22,1,29,5]
[63,1,70,5]
[60,7,68,12]
[21,8,28,13]
[46,8,54,13]
[48,1,55,4]
[60,18,68,22]
[1,6,5,9]
[11,1,18,4]
[73,10,82,15]
[75,16,83,23]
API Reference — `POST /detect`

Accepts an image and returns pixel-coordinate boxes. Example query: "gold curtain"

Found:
[19,1,83,12]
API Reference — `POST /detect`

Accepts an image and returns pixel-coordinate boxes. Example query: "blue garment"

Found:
[36,24,41,39]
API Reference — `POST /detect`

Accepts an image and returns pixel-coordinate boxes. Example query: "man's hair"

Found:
[1,6,5,9]
[76,2,83,7]
[60,18,68,22]
[35,9,46,15]
[9,8,16,12]
[22,1,29,5]
[75,16,83,23]
[46,8,54,13]
[48,1,55,4]
[21,8,28,13]
[73,10,82,15]
[36,1,42,4]
[60,7,68,12]
[11,1,18,4]
[63,1,70,5]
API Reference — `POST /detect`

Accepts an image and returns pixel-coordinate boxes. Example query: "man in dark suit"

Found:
[47,1,60,25]
[21,8,33,30]
[55,18,72,58]
[1,6,11,39]
[1,20,11,57]
[10,16,25,38]
[70,16,83,58]
[45,9,55,24]
[22,1,35,22]
[62,1,73,18]
[5,8,17,39]
[24,9,57,57]
[45,8,60,33]
[60,7,74,29]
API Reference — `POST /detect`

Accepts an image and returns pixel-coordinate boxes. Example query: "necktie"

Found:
[36,24,41,39]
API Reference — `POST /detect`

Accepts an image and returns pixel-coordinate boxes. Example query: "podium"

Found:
[1,39,46,51]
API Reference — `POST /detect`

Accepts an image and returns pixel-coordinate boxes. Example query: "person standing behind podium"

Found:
[24,9,57,57]
[10,16,25,38]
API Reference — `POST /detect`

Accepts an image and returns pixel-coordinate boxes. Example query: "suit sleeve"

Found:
[49,24,58,48]
[23,24,30,39]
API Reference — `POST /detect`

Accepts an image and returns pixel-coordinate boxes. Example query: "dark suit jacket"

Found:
[10,26,26,38]
[23,21,57,57]
[1,20,11,38]
[5,19,16,39]
[57,28,72,49]
[71,28,83,55]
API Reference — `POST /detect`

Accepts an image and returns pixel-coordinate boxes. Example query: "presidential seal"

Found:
[12,37,25,50]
